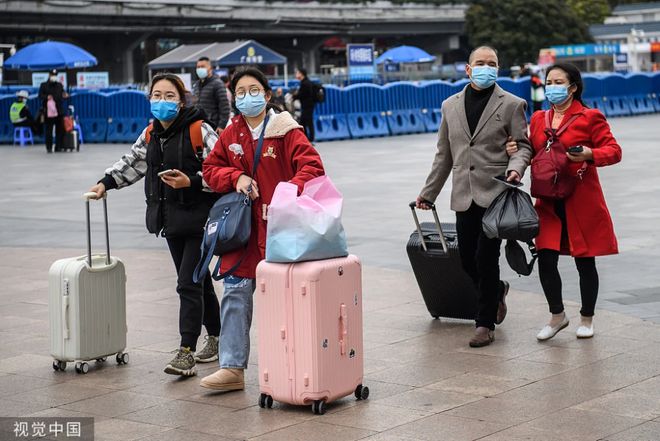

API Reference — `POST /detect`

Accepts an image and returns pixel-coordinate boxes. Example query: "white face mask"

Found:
[49,76,58,82]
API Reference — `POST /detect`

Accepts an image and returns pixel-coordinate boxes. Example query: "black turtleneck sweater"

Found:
[465,84,495,135]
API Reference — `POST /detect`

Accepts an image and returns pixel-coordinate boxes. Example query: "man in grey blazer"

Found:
[416,46,532,347]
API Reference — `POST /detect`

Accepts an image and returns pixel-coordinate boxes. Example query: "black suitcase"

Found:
[61,130,79,152]
[406,202,478,320]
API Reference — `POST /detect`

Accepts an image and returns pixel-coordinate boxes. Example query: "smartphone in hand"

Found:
[567,145,584,154]
[492,174,523,188]
[157,169,177,178]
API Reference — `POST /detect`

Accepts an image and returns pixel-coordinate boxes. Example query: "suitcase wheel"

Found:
[116,352,129,365]
[312,400,326,415]
[258,393,273,409]
[75,362,89,374]
[52,360,67,372]
[95,357,108,363]
[354,384,370,401]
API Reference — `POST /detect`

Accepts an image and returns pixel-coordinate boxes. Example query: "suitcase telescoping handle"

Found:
[83,192,111,267]
[408,201,449,255]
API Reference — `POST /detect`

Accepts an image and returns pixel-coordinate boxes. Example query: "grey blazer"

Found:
[420,84,532,212]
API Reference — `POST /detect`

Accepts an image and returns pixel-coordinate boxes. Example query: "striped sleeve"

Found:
[200,122,219,192]
[104,127,149,189]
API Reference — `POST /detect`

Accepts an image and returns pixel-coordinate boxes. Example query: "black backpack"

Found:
[313,83,325,103]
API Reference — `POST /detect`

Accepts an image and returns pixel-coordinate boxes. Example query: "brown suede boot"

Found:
[469,327,495,348]
[200,368,244,391]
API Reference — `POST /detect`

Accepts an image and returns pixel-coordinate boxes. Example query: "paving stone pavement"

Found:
[1,114,659,440]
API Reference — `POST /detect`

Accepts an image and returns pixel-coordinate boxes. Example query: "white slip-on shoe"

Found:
[576,323,594,339]
[536,315,570,341]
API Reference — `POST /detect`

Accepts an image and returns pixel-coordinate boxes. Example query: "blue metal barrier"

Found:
[602,75,632,117]
[313,85,350,141]
[314,114,350,141]
[71,92,108,142]
[344,84,390,138]
[419,80,450,132]
[625,74,655,115]
[106,91,149,143]
[0,95,13,144]
[383,82,426,135]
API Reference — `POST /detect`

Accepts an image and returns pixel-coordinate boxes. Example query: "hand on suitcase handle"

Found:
[83,184,108,201]
[409,201,449,255]
[411,199,434,210]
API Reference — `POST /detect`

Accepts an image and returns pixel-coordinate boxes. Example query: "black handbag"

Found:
[192,115,269,283]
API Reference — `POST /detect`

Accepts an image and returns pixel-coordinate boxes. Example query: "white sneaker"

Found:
[576,323,594,339]
[536,315,570,341]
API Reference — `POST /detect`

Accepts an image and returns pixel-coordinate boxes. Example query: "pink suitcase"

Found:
[256,255,369,415]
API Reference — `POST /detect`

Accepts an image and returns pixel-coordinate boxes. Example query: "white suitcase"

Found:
[49,192,128,374]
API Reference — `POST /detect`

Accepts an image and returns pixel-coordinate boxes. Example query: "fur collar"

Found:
[264,111,303,138]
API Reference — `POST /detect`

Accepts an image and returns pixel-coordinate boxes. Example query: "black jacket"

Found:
[295,77,316,112]
[101,107,218,238]
[192,75,230,130]
[38,80,66,116]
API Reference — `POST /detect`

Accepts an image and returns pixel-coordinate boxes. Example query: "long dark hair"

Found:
[230,67,283,112]
[546,63,585,105]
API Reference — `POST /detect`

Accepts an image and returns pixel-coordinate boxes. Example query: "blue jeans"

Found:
[219,275,256,369]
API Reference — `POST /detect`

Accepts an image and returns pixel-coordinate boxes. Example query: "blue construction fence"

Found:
[2,73,660,144]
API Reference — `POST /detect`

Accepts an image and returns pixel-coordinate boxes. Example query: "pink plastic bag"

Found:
[266,175,348,262]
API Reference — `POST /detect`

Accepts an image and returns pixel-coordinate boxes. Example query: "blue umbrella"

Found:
[376,45,436,64]
[4,41,97,70]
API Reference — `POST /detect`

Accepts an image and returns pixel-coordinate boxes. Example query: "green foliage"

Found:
[465,0,592,67]
[567,0,611,25]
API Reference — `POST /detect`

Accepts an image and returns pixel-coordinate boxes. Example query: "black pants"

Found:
[456,202,505,330]
[15,119,40,134]
[537,201,599,317]
[44,116,64,152]
[166,235,221,351]
[300,108,315,142]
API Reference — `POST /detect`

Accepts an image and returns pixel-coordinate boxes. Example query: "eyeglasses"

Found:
[235,87,264,99]
[150,93,179,103]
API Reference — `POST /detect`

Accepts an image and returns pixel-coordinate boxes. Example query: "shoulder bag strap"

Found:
[251,113,270,178]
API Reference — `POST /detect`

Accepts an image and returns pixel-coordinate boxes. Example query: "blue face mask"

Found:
[470,65,498,89]
[236,93,266,117]
[150,100,179,122]
[196,68,209,79]
[545,84,572,105]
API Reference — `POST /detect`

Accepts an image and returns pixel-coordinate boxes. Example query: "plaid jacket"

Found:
[104,121,218,191]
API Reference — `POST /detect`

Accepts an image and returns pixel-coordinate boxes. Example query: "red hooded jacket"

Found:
[203,111,325,278]
[530,100,622,257]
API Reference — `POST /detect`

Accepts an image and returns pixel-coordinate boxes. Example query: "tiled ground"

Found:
[1,249,659,440]
[1,114,660,440]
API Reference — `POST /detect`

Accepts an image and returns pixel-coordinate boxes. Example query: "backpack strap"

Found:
[189,120,204,160]
[144,120,204,159]
[144,122,154,144]
[544,110,581,138]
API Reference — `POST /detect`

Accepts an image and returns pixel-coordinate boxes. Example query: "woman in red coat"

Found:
[508,63,621,340]
[199,67,325,391]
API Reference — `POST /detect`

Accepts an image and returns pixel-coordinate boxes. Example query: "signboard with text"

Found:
[551,43,620,58]
[76,72,109,89]
[347,44,375,76]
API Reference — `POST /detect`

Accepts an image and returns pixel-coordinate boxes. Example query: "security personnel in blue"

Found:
[9,90,39,133]
[416,46,532,348]
[193,56,231,135]
[88,73,222,377]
